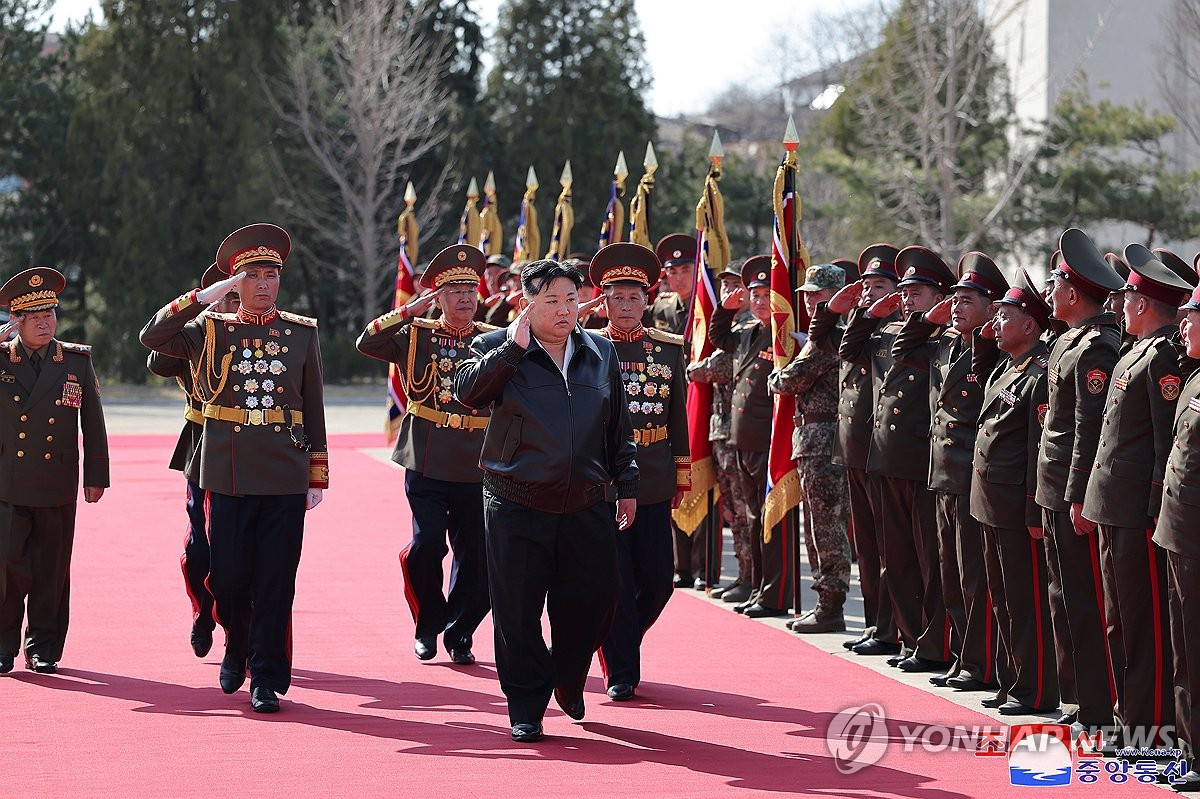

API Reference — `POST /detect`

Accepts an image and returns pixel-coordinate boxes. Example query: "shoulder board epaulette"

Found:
[882,321,904,333]
[412,317,440,329]
[279,310,317,327]
[646,327,685,346]
[1035,353,1050,369]
[59,341,92,355]
[474,322,501,333]
[943,328,961,340]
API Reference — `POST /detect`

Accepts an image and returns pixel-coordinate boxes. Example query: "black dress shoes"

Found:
[250,686,280,713]
[946,675,990,692]
[851,638,901,657]
[719,582,753,604]
[929,671,954,688]
[1054,711,1078,725]
[511,723,544,743]
[554,686,585,720]
[897,656,951,673]
[732,596,757,614]
[0,655,13,674]
[980,692,1008,709]
[997,700,1034,716]
[607,683,635,701]
[673,575,693,589]
[414,636,437,661]
[693,577,707,591]
[842,631,873,650]
[25,655,57,674]
[449,648,476,665]
[742,603,786,619]
[219,652,246,694]
[191,623,213,658]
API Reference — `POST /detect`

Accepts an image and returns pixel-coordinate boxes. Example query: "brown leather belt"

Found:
[202,403,302,426]
[633,426,668,446]
[407,401,488,431]
[184,406,204,425]
[798,412,837,425]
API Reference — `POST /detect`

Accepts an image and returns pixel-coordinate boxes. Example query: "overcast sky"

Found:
[47,0,854,116]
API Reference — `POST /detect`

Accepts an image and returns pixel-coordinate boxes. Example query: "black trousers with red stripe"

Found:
[876,475,948,661]
[1098,524,1127,723]
[1167,550,1200,759]
[181,481,215,636]
[1105,525,1174,744]
[1042,509,1115,726]
[206,492,305,694]
[402,471,489,650]
[600,500,674,688]
[936,491,995,683]
[986,524,1059,711]
[849,468,895,643]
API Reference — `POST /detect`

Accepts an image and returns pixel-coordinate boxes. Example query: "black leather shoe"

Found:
[929,671,954,688]
[980,692,1008,709]
[742,603,787,619]
[511,723,544,743]
[711,580,741,600]
[219,652,246,694]
[1054,711,1078,725]
[448,648,475,665]
[719,582,753,604]
[1173,770,1200,792]
[554,686,585,720]
[607,683,635,701]
[0,655,13,674]
[191,623,214,658]
[998,700,1034,716]
[852,638,901,657]
[250,686,280,713]
[786,611,815,631]
[673,575,693,589]
[947,675,990,692]
[25,655,57,674]
[414,636,436,661]
[693,577,707,591]
[732,596,757,614]
[897,656,951,673]
[842,631,872,650]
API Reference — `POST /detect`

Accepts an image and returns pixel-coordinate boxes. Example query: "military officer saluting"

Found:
[146,263,240,659]
[140,223,328,713]
[1036,227,1124,731]
[0,268,109,675]
[356,244,494,666]
[1081,244,1192,748]
[590,242,690,702]
[646,234,694,336]
[970,269,1058,716]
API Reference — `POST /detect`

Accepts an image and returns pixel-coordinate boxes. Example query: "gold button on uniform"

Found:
[13,395,19,401]
[43,453,50,460]
[19,415,26,421]
[16,451,23,458]
[48,418,54,425]
[18,432,25,439]
[46,435,53,442]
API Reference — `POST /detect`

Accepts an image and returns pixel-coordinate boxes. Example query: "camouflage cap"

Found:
[797,263,846,292]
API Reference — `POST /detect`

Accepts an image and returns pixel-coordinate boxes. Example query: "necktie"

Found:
[30,352,41,377]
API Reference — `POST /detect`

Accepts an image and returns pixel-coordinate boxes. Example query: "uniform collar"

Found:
[439,319,475,339]
[605,323,646,342]
[236,305,279,325]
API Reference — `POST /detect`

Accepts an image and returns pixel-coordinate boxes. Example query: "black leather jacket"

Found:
[453,326,639,514]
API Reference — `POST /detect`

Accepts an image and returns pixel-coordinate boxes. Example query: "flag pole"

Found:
[783,115,805,619]
[704,131,725,592]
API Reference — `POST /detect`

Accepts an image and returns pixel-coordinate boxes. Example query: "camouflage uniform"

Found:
[687,348,752,586]
[769,337,851,612]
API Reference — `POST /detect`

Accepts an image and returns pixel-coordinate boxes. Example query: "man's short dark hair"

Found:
[521,260,584,297]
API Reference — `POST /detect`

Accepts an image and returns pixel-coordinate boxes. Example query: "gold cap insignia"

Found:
[672,250,682,258]
[28,275,43,288]
[457,251,467,261]
[906,267,917,276]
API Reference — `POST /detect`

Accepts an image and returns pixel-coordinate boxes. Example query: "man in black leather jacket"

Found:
[454,260,639,744]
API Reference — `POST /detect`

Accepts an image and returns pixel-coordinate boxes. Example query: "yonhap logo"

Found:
[826,703,888,774]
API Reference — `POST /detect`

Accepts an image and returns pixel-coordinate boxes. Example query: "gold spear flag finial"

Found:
[600,151,629,249]
[397,182,419,267]
[629,142,657,246]
[545,160,574,260]
[404,181,417,205]
[514,165,541,262]
[615,151,629,181]
[480,170,503,255]
[644,141,658,173]
[783,114,800,151]
[459,177,482,247]
[526,165,539,190]
[708,130,724,161]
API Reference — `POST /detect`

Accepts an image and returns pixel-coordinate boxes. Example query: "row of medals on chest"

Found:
[228,338,289,409]
[623,341,672,416]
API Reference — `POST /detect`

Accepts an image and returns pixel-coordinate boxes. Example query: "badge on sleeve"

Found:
[1037,403,1049,426]
[1160,375,1182,401]
[1085,369,1108,395]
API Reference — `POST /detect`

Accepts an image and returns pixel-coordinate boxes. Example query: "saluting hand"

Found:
[405,289,440,318]
[980,316,998,340]
[721,287,747,310]
[867,292,902,319]
[510,300,534,349]
[826,281,863,315]
[482,291,505,308]
[578,294,606,321]
[0,319,15,342]
[196,271,246,305]
[925,297,953,326]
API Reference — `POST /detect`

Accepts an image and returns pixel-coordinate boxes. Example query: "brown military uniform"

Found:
[0,337,109,667]
[971,341,1058,711]
[841,308,949,663]
[1154,368,1200,760]
[1036,312,1121,726]
[357,297,494,656]
[1082,324,1182,742]
[646,292,688,336]
[894,313,1002,685]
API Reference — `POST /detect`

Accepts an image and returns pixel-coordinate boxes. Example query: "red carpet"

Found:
[3,434,1166,797]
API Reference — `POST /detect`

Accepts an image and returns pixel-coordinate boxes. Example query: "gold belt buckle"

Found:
[248,409,264,426]
[447,413,462,430]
